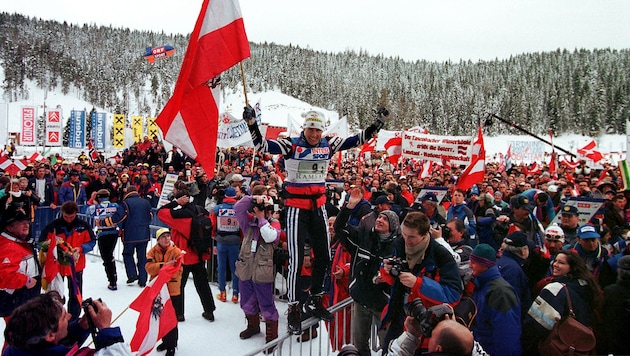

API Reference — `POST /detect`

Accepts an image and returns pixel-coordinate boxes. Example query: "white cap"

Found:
[302,110,326,131]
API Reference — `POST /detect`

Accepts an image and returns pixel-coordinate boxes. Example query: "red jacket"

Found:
[157,202,210,265]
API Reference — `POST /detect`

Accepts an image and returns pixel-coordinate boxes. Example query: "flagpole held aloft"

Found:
[485,113,576,158]
[240,62,249,106]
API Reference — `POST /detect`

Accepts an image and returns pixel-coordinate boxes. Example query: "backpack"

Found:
[189,207,213,253]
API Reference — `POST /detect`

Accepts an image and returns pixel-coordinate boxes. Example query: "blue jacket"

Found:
[497,250,532,315]
[446,203,477,240]
[58,181,87,205]
[106,192,152,243]
[472,265,522,356]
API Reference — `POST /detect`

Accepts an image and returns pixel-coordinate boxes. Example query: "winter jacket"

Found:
[211,197,241,245]
[524,276,597,349]
[380,237,463,350]
[58,181,87,205]
[603,278,630,354]
[472,265,522,356]
[105,191,152,243]
[446,203,477,239]
[497,250,533,315]
[40,217,96,275]
[335,205,402,311]
[157,201,210,265]
[146,242,183,296]
[233,195,280,284]
[27,177,55,206]
[0,232,41,317]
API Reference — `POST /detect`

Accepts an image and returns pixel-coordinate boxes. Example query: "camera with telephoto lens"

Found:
[404,298,454,338]
[388,256,410,277]
[440,224,450,240]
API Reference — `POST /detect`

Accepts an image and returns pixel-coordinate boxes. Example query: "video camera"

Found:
[388,256,410,277]
[404,298,454,338]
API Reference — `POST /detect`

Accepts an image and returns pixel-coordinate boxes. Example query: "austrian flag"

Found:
[156,0,250,175]
[384,137,402,165]
[130,257,182,356]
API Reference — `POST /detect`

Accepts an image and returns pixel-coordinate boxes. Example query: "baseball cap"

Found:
[419,192,438,202]
[510,195,532,211]
[503,231,528,247]
[224,187,237,198]
[98,169,107,175]
[374,195,393,205]
[302,110,326,131]
[69,170,80,176]
[577,225,600,239]
[231,174,245,183]
[560,205,579,216]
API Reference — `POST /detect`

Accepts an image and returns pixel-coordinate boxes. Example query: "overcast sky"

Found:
[3,0,630,62]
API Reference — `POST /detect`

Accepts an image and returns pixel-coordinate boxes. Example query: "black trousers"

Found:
[176,262,215,315]
[98,233,119,285]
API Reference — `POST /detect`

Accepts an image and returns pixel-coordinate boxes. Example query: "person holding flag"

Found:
[40,201,96,322]
[144,228,182,356]
[244,105,389,334]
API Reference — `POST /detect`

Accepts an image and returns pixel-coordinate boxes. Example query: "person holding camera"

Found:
[3,291,131,355]
[233,184,281,352]
[468,243,522,356]
[244,105,388,334]
[380,211,463,353]
[334,187,403,356]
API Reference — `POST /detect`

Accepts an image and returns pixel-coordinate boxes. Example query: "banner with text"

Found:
[91,111,107,149]
[68,110,86,148]
[113,114,125,149]
[402,132,473,166]
[21,106,37,146]
[508,140,545,162]
[132,116,143,143]
[217,112,253,148]
[45,109,62,146]
[147,117,158,140]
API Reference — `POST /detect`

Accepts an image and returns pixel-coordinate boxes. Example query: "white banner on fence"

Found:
[402,131,473,166]
[217,112,254,148]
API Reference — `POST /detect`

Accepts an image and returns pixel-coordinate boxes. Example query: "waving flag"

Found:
[41,232,65,299]
[358,137,377,163]
[548,152,557,176]
[0,157,28,176]
[577,140,603,162]
[456,125,485,191]
[28,152,45,163]
[384,137,402,165]
[156,0,250,175]
[130,257,182,356]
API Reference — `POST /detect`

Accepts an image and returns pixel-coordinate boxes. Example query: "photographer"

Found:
[380,212,463,352]
[3,291,131,355]
[334,187,403,356]
[388,306,485,356]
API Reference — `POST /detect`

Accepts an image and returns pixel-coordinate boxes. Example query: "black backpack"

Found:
[189,207,213,253]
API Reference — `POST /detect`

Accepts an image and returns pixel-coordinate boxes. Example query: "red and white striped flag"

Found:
[384,137,402,165]
[41,232,65,299]
[130,257,182,356]
[456,125,485,191]
[156,0,250,175]
[577,140,603,162]
[0,158,27,176]
[28,152,45,163]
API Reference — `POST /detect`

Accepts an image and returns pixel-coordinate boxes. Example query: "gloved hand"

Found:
[243,105,256,125]
[365,106,389,137]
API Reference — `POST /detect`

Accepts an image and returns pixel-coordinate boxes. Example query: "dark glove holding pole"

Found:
[365,105,389,137]
[243,105,257,126]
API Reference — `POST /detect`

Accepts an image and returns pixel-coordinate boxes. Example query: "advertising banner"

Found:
[113,114,125,148]
[45,109,62,146]
[91,111,107,149]
[132,115,143,143]
[21,106,37,146]
[68,110,86,149]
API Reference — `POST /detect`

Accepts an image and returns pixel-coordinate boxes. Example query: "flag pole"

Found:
[240,62,249,106]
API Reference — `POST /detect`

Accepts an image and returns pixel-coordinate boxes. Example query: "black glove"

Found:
[373,106,389,131]
[243,105,256,125]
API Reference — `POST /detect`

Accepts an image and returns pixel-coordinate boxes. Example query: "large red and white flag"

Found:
[41,232,65,299]
[28,152,45,163]
[419,160,433,179]
[548,151,557,176]
[0,157,27,176]
[130,257,182,356]
[384,137,402,165]
[156,0,250,175]
[358,137,377,163]
[577,140,603,162]
[456,125,485,191]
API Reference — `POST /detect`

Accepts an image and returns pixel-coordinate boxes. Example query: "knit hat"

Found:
[617,255,630,281]
[224,187,237,198]
[379,210,400,233]
[470,244,496,268]
[155,228,170,239]
[302,110,326,131]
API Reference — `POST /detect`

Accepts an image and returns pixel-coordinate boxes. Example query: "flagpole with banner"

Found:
[156,0,251,176]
